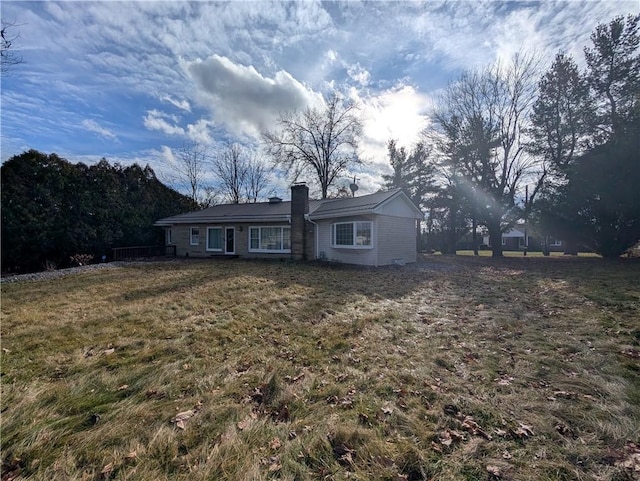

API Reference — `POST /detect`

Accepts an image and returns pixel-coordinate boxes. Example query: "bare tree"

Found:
[263,93,363,198]
[213,143,270,203]
[243,155,269,203]
[1,19,23,74]
[213,143,247,204]
[169,142,209,205]
[431,54,542,257]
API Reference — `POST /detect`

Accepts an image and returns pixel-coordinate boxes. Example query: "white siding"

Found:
[316,216,378,266]
[376,215,417,265]
[315,214,417,266]
[375,195,423,219]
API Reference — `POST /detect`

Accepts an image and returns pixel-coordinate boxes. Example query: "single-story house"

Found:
[482,228,564,251]
[154,184,424,266]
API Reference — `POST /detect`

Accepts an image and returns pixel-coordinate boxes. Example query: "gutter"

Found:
[304,213,319,261]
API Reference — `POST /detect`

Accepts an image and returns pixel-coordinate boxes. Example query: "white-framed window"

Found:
[206,227,223,251]
[166,228,172,245]
[331,221,373,248]
[249,226,291,253]
[501,237,507,246]
[549,237,562,247]
[190,227,200,245]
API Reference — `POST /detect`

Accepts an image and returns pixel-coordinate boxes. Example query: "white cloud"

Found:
[80,119,117,141]
[160,95,191,112]
[143,110,185,137]
[184,54,323,138]
[347,63,371,86]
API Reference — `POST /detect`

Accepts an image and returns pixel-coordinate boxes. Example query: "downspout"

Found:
[304,213,319,260]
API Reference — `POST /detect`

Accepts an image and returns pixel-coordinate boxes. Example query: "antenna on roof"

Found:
[349,176,359,197]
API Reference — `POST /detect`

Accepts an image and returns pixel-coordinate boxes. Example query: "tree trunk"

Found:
[447,208,457,255]
[472,217,478,256]
[488,221,503,257]
[563,238,578,255]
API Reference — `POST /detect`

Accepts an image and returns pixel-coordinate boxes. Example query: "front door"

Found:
[225,227,235,254]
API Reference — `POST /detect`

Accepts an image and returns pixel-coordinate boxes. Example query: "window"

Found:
[206,227,223,251]
[166,228,172,245]
[332,222,372,248]
[549,237,562,247]
[190,227,200,245]
[249,226,291,252]
[501,237,507,246]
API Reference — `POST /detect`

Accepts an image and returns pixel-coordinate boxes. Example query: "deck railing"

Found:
[112,245,176,261]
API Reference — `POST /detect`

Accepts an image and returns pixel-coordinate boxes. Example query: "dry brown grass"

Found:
[1,256,639,481]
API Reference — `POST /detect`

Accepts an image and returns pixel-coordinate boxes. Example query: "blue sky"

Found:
[1,1,637,198]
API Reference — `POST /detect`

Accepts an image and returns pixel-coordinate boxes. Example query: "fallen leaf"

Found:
[486,464,501,477]
[268,462,282,472]
[103,348,115,355]
[553,390,576,399]
[382,406,393,415]
[270,437,282,450]
[101,462,114,477]
[513,422,534,438]
[502,450,512,459]
[171,409,195,429]
[237,418,251,431]
[461,416,492,440]
[116,384,129,391]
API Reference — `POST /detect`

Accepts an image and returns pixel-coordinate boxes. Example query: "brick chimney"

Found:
[290,183,309,260]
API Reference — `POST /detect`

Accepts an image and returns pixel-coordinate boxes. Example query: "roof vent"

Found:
[269,196,282,204]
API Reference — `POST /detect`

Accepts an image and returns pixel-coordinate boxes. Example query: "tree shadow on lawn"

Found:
[103,257,457,308]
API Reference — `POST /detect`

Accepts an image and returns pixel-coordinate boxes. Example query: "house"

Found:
[154,184,424,266]
[482,228,564,252]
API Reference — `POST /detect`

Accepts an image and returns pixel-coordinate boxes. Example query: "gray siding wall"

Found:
[315,215,378,266]
[375,215,417,265]
[315,214,417,266]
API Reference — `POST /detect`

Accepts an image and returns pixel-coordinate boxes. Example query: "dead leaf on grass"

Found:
[461,416,492,440]
[486,465,501,477]
[103,348,115,355]
[171,410,195,430]
[116,384,129,391]
[270,437,282,450]
[513,422,534,438]
[100,462,114,478]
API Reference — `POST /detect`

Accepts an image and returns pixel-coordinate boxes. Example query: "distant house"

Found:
[154,185,424,266]
[482,228,564,252]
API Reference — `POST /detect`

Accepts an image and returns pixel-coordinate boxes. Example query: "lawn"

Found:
[1,256,639,481]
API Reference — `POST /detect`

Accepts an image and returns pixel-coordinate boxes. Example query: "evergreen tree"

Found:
[1,150,197,273]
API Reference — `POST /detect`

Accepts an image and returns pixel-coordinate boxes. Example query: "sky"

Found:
[1,0,637,199]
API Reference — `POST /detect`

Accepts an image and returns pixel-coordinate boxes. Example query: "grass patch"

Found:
[2,257,639,480]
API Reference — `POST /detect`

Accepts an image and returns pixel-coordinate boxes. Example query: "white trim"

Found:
[190,227,200,246]
[248,226,291,253]
[206,227,223,252]
[331,221,374,249]
[166,228,173,245]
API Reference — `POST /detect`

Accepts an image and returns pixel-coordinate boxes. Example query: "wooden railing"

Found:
[112,245,176,261]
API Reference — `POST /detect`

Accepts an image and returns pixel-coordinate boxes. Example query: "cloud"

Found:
[347,63,371,86]
[143,110,185,137]
[160,95,191,112]
[184,54,323,138]
[356,84,432,166]
[80,119,117,141]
